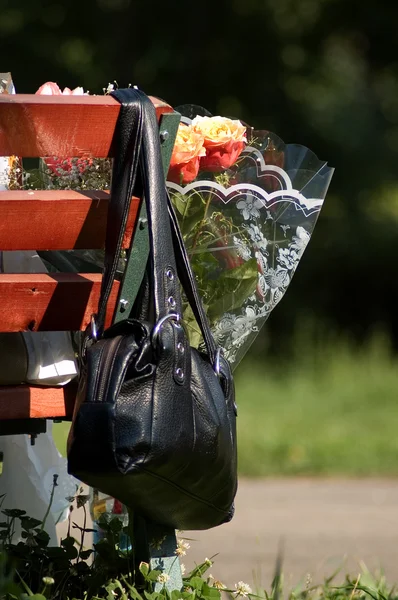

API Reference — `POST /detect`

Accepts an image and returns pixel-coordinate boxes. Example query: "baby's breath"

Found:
[175,539,190,557]
[157,573,170,585]
[234,581,252,597]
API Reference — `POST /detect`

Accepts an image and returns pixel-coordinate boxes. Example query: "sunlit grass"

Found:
[236,332,398,476]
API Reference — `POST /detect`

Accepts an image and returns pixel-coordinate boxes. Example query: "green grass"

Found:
[54,332,398,477]
[236,332,398,476]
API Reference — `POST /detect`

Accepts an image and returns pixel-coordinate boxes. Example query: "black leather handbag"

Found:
[67,88,237,530]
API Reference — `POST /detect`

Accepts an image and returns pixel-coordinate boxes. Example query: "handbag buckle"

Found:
[152,313,182,347]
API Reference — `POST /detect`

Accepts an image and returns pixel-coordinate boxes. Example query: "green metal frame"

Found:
[113,111,181,323]
[113,110,183,591]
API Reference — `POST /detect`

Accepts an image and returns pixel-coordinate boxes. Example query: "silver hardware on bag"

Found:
[90,315,98,342]
[177,342,185,354]
[168,296,176,308]
[214,347,223,376]
[166,268,174,281]
[152,313,181,347]
[175,367,184,382]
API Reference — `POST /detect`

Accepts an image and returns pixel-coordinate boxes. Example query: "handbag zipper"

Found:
[95,336,123,403]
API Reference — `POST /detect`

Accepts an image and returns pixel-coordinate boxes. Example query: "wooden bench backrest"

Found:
[0,93,174,422]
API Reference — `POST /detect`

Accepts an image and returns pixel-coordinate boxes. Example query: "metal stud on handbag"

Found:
[67,88,237,530]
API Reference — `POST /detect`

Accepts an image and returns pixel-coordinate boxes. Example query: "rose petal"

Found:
[200,140,245,172]
[168,156,200,184]
[36,82,62,95]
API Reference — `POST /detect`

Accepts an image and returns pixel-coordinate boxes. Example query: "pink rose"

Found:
[36,82,86,95]
[36,82,89,175]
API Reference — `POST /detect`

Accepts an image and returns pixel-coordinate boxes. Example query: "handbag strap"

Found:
[138,90,218,363]
[167,195,217,359]
[96,89,144,335]
[97,88,218,364]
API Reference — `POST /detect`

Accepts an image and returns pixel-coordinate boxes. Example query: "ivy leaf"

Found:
[20,517,42,531]
[2,509,26,517]
[76,494,90,509]
[34,530,50,548]
[79,549,93,560]
[46,547,67,558]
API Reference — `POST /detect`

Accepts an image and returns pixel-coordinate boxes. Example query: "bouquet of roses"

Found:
[165,106,333,366]
[10,83,334,369]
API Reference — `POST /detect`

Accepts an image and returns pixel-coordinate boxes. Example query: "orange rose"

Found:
[167,123,205,184]
[192,116,246,172]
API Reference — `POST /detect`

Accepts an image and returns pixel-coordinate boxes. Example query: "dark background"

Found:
[3,0,398,359]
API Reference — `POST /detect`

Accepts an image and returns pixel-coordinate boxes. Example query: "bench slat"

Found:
[0,273,119,331]
[0,384,75,420]
[0,190,140,250]
[0,95,172,157]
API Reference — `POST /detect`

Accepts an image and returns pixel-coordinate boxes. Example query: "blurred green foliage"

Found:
[3,0,398,355]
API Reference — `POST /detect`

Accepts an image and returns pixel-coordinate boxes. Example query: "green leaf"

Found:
[147,569,162,582]
[139,562,150,577]
[172,191,206,238]
[182,304,203,348]
[144,592,161,600]
[221,258,258,280]
[172,191,204,219]
[200,584,221,600]
[188,577,204,592]
[208,276,257,321]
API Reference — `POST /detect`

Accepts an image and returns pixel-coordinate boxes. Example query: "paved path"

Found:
[185,478,398,590]
[58,478,398,591]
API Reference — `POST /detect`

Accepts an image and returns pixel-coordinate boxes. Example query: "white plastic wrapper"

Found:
[0,423,78,543]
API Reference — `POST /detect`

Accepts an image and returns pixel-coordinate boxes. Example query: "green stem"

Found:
[41,474,58,532]
[189,192,213,259]
[78,503,87,562]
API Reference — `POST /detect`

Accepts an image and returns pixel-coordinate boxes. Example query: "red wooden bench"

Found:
[0,91,175,427]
